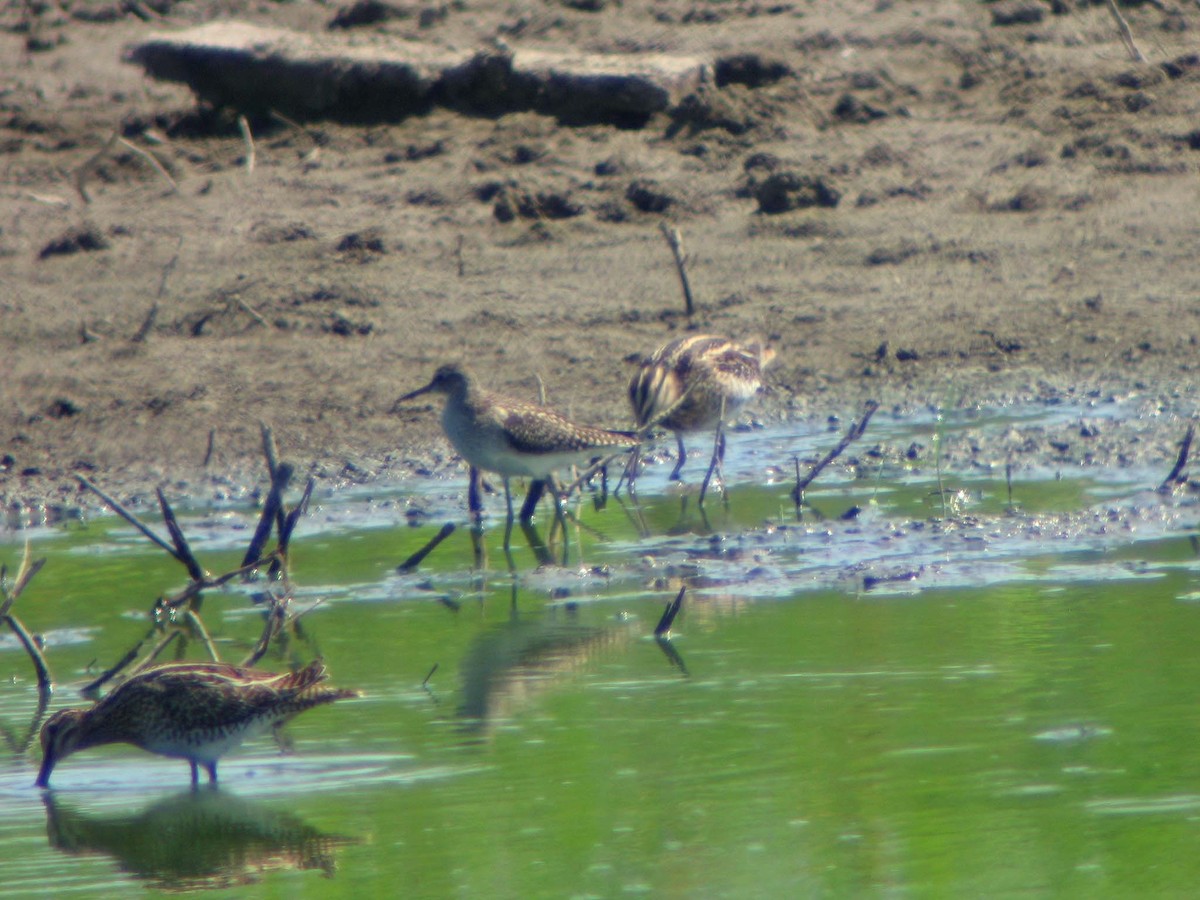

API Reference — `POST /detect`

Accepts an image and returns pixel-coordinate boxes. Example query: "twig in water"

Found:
[1,543,54,694]
[1158,423,1194,494]
[792,400,879,505]
[422,663,439,688]
[654,586,685,637]
[77,475,179,560]
[659,222,696,316]
[157,488,205,581]
[237,114,256,174]
[398,523,457,573]
[242,462,293,570]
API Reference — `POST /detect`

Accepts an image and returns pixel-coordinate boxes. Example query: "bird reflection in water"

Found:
[456,598,687,739]
[42,789,356,890]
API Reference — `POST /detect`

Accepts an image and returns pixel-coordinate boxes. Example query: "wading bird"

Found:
[36,660,358,787]
[628,334,775,502]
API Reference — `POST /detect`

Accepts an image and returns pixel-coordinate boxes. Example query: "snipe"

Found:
[36,660,358,787]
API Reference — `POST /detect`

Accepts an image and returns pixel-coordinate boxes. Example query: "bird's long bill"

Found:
[35,748,56,788]
[395,380,436,404]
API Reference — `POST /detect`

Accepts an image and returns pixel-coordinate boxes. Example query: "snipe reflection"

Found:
[43,789,356,891]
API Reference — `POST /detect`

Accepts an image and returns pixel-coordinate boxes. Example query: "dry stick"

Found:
[1104,0,1146,63]
[654,586,686,637]
[115,136,178,194]
[398,523,457,573]
[235,296,271,328]
[2,615,53,694]
[157,488,205,581]
[130,302,158,343]
[455,234,465,277]
[157,250,180,299]
[279,478,314,557]
[241,594,288,667]
[242,462,293,569]
[130,629,183,675]
[77,475,180,561]
[791,400,880,506]
[81,626,156,697]
[1158,423,1194,493]
[261,422,281,479]
[202,429,216,467]
[183,608,220,662]
[659,222,696,316]
[74,132,119,204]
[237,114,256,174]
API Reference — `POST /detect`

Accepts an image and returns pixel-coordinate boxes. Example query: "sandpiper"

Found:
[397,363,638,523]
[628,334,775,501]
[36,660,358,787]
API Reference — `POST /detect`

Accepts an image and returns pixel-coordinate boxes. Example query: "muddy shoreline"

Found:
[3,2,1199,524]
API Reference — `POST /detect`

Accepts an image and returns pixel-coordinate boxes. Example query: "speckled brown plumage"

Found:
[398,363,637,483]
[629,334,774,490]
[36,660,358,787]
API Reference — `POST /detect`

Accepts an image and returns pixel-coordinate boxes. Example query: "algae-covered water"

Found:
[2,406,1200,898]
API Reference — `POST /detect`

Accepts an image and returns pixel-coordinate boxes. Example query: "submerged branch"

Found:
[792,400,880,506]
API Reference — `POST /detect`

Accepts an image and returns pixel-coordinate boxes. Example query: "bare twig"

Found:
[237,114,256,174]
[202,428,216,467]
[2,615,52,694]
[398,523,457,573]
[260,422,280,478]
[654,586,685,637]
[157,250,180,300]
[183,608,220,662]
[1104,0,1146,62]
[243,462,293,569]
[792,400,880,505]
[81,627,156,698]
[659,222,696,316]
[157,488,204,581]
[130,302,158,343]
[115,136,178,195]
[75,132,119,204]
[76,475,179,560]
[234,296,270,328]
[1158,423,1194,494]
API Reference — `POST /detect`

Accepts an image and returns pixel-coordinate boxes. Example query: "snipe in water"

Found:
[36,660,358,787]
[628,334,775,502]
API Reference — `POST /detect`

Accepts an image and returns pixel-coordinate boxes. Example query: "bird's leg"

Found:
[548,476,570,566]
[519,479,546,524]
[502,477,515,567]
[468,466,484,526]
[189,760,199,786]
[669,433,688,481]
[205,761,218,784]
[699,399,728,506]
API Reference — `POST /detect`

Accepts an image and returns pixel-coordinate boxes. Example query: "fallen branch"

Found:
[654,585,685,637]
[792,400,880,506]
[398,523,457,573]
[76,475,179,561]
[1158,423,1194,494]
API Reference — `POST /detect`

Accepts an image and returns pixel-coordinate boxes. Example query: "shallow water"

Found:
[2,402,1200,898]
